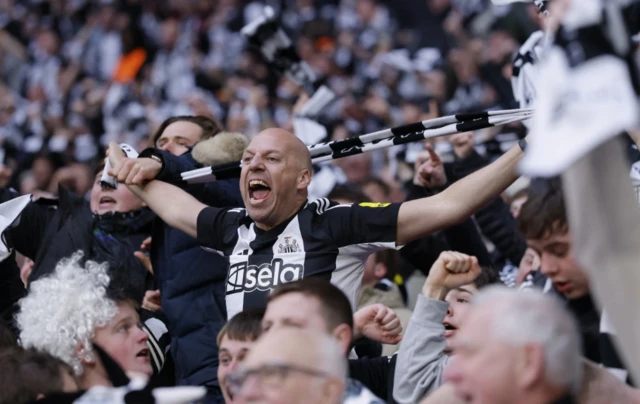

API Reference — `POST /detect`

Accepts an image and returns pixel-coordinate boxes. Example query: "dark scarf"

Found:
[567,294,601,364]
[93,208,155,240]
[91,208,155,302]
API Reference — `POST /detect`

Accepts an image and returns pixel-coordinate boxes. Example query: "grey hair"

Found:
[473,286,583,394]
[16,252,118,376]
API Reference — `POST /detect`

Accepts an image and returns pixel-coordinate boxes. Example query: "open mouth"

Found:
[99,196,116,207]
[224,380,236,402]
[248,179,271,203]
[136,348,150,360]
[554,281,571,293]
[443,322,457,338]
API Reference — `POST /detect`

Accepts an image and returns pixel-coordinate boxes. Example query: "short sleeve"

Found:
[322,202,401,250]
[196,206,240,252]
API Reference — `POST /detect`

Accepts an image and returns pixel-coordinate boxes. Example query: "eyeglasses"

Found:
[226,362,331,396]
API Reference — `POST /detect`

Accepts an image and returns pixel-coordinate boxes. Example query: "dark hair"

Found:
[105,261,147,307]
[327,184,368,204]
[373,249,400,281]
[0,320,17,350]
[150,115,222,147]
[268,278,354,332]
[517,177,568,240]
[0,347,75,404]
[217,308,265,346]
[474,266,499,289]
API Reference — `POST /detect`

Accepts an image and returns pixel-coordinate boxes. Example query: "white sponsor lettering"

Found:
[227,258,303,294]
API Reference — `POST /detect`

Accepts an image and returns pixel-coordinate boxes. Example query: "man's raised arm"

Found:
[108,143,206,239]
[397,143,523,246]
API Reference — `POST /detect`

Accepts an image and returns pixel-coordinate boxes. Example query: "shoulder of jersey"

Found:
[308,198,348,215]
[227,207,247,214]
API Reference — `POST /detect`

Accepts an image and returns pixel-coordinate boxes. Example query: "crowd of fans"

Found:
[0,0,532,199]
[0,0,639,404]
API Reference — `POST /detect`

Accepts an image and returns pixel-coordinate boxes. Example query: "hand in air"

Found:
[354,303,403,345]
[450,132,475,160]
[423,251,481,300]
[142,289,161,312]
[414,144,447,189]
[134,237,154,276]
[107,142,162,186]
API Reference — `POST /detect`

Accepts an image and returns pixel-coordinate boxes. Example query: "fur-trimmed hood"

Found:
[191,132,249,166]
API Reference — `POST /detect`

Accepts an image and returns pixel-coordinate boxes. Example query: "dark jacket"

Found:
[0,186,156,355]
[151,150,243,400]
[400,183,492,276]
[349,354,398,403]
[0,253,24,336]
[567,294,601,365]
[445,150,527,266]
[1,186,153,292]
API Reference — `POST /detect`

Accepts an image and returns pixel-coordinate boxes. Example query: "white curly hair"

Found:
[16,252,119,376]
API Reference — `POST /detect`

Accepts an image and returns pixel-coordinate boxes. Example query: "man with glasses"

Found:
[227,328,347,404]
[260,278,389,403]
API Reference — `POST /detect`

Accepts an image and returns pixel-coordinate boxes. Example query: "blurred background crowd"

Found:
[0,0,535,201]
[5,2,640,403]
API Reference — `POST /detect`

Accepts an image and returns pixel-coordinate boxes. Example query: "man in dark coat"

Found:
[138,116,246,403]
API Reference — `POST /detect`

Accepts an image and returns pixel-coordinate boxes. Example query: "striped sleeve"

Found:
[140,309,171,375]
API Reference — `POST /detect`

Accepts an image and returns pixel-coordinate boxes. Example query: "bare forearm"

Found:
[128,180,205,238]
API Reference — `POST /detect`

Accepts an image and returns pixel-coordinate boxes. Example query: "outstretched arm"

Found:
[108,143,206,239]
[397,143,523,245]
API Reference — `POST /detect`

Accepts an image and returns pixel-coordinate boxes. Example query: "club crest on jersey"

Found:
[227,258,303,294]
[278,236,300,253]
[359,202,391,208]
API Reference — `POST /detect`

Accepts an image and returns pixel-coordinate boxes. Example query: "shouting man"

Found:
[107,128,526,319]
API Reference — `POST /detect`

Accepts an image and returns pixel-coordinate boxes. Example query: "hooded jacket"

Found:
[0,186,154,293]
[146,141,244,402]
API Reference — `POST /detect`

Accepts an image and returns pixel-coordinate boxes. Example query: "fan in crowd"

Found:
[15,253,153,389]
[1,0,640,404]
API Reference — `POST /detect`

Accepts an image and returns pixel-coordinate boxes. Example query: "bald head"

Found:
[253,128,312,171]
[240,128,314,231]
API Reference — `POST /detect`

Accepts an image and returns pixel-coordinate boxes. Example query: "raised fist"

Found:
[423,251,481,300]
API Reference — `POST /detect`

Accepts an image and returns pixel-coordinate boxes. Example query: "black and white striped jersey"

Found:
[197,198,401,319]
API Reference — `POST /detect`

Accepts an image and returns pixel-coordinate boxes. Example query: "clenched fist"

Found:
[353,304,403,345]
[107,142,162,186]
[423,251,481,300]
